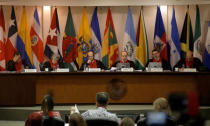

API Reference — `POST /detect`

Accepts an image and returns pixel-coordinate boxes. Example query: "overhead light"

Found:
[160,5,167,13]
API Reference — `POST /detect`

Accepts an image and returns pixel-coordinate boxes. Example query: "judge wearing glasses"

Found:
[80,50,106,71]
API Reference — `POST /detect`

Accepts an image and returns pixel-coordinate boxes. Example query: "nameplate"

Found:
[56,68,69,72]
[121,68,134,72]
[24,69,37,72]
[183,68,197,72]
[149,68,163,72]
[88,68,101,72]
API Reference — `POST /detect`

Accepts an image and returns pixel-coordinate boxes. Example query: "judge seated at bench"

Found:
[112,51,137,70]
[40,54,64,71]
[173,51,202,71]
[6,52,30,71]
[80,50,106,71]
[145,49,170,70]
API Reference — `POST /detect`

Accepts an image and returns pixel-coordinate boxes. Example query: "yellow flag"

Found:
[17,7,33,67]
[135,10,149,69]
[77,8,92,67]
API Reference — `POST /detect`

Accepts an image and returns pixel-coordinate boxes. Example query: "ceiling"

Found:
[0,0,210,6]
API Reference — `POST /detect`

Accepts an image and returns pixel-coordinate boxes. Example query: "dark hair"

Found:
[96,92,109,106]
[87,50,94,56]
[14,52,21,56]
[69,113,87,126]
[152,48,160,53]
[41,94,54,115]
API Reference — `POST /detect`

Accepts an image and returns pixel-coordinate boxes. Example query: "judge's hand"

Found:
[87,59,92,64]
[178,67,184,72]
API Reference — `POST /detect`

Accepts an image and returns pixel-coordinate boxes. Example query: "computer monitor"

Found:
[148,62,162,68]
[117,63,130,70]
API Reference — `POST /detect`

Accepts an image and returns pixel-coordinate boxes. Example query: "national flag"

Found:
[5,6,18,62]
[154,6,168,61]
[77,8,92,67]
[16,7,33,68]
[62,7,78,71]
[180,6,193,58]
[193,5,202,62]
[204,22,210,69]
[102,8,119,68]
[44,8,61,60]
[30,7,44,70]
[0,7,6,71]
[123,7,136,61]
[169,8,181,68]
[135,9,149,70]
[91,7,102,61]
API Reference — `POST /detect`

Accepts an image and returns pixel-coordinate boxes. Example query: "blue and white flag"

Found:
[169,8,181,68]
[204,22,210,69]
[91,7,102,61]
[123,7,136,61]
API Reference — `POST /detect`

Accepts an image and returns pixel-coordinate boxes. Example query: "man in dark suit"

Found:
[6,52,29,71]
[40,54,64,71]
[145,49,171,70]
[112,51,137,70]
[174,51,202,71]
[80,50,106,71]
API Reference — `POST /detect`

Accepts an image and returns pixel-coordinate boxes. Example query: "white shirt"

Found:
[81,107,121,124]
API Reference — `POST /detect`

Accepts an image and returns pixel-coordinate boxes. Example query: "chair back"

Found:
[86,119,118,126]
[42,116,65,126]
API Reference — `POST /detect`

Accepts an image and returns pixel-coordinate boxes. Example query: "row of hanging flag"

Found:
[0,6,209,71]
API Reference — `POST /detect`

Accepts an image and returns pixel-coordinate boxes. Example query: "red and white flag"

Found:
[0,7,6,71]
[30,8,44,70]
[5,6,18,62]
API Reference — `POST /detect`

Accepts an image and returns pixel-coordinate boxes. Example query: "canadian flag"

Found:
[0,7,6,71]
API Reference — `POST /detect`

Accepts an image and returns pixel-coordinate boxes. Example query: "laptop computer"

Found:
[148,62,162,68]
[117,63,130,70]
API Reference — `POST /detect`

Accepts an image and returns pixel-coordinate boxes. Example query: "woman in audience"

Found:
[153,97,172,116]
[120,117,135,126]
[137,97,176,126]
[69,113,87,126]
[25,94,61,126]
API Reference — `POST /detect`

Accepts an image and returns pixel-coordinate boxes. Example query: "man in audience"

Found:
[6,52,29,71]
[80,50,106,71]
[40,54,64,71]
[81,92,120,124]
[145,49,170,70]
[112,51,137,70]
[174,51,202,71]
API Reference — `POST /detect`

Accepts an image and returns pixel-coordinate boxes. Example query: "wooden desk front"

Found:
[0,72,209,106]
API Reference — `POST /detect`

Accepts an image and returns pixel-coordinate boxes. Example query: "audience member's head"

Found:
[69,113,87,126]
[153,97,171,116]
[121,51,128,62]
[25,112,42,126]
[96,92,109,108]
[152,49,160,60]
[13,52,21,63]
[120,117,135,126]
[41,94,54,116]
